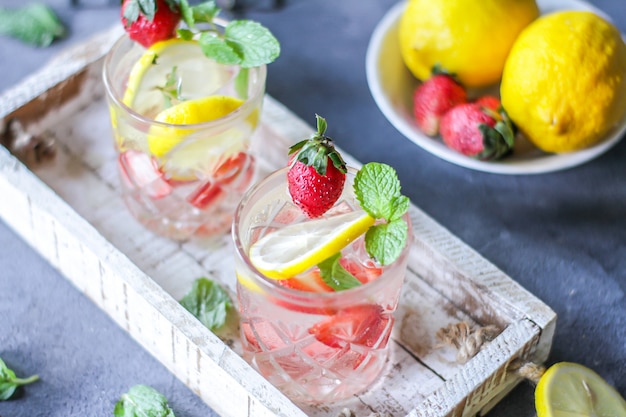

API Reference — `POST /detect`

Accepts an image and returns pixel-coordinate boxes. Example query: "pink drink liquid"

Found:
[234,168,411,404]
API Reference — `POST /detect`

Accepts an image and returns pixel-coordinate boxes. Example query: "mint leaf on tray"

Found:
[179,277,232,331]
[0,3,66,47]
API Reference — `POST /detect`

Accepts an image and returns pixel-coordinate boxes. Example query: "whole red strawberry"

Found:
[440,102,515,160]
[413,67,467,136]
[121,0,181,49]
[287,115,347,218]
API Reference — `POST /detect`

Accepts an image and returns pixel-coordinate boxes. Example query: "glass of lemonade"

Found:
[232,164,413,404]
[103,29,266,240]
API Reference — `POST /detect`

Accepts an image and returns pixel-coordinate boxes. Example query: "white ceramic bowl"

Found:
[365,0,626,175]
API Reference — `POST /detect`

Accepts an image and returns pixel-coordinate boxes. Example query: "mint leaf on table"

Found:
[114,385,175,417]
[0,3,66,47]
[354,162,409,265]
[0,356,39,401]
[179,277,232,331]
[318,253,362,291]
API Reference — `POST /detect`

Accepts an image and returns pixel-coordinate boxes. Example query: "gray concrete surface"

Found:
[1,0,624,416]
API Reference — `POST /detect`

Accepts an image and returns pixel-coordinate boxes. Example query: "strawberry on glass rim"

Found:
[121,0,181,48]
[287,114,347,218]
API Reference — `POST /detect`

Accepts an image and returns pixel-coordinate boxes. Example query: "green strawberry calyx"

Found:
[288,114,347,176]
[477,106,516,161]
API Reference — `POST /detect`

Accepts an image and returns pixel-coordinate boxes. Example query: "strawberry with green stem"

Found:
[440,102,516,160]
[120,0,281,70]
[287,114,348,219]
[121,0,181,48]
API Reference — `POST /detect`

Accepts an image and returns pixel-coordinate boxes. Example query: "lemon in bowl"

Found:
[398,0,539,88]
[501,10,626,153]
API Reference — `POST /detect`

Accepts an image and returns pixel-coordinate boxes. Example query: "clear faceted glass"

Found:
[103,33,266,240]
[232,167,412,404]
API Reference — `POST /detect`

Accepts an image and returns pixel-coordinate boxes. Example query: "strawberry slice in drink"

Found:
[118,151,172,199]
[186,152,255,209]
[308,304,392,349]
[215,152,255,192]
[277,269,334,293]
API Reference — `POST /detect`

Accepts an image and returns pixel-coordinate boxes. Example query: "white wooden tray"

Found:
[0,26,556,417]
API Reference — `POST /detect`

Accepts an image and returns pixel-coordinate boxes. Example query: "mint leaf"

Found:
[354,162,410,265]
[179,0,280,68]
[114,385,175,417]
[389,195,410,222]
[224,20,281,68]
[318,253,362,291]
[191,1,220,23]
[0,3,66,47]
[179,277,232,331]
[234,67,249,99]
[199,32,242,65]
[0,357,39,401]
[354,163,402,221]
[365,219,409,266]
[156,66,183,108]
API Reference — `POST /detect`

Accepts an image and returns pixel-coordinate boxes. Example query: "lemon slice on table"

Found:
[249,210,375,280]
[536,362,626,417]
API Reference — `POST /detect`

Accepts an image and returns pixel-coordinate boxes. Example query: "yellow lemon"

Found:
[249,210,375,280]
[535,362,626,417]
[398,0,539,88]
[501,11,626,153]
[148,95,244,158]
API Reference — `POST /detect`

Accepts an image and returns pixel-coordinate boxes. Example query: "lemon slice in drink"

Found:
[536,362,626,417]
[148,95,244,158]
[249,210,375,280]
[123,38,236,114]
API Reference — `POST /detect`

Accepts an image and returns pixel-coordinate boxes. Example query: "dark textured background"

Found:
[1,0,624,416]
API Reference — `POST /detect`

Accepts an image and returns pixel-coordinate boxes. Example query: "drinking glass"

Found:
[232,166,412,404]
[103,32,266,240]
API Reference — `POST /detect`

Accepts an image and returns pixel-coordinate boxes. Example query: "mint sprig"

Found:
[178,0,280,69]
[179,277,232,331]
[355,163,409,265]
[114,384,175,417]
[318,253,362,291]
[0,357,39,401]
[156,66,183,108]
[315,162,409,290]
[0,3,66,47]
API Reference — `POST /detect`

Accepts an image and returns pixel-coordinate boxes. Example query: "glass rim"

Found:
[232,166,413,303]
[102,32,267,130]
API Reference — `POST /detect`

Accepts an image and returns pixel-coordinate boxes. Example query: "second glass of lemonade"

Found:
[103,31,266,240]
[233,164,413,404]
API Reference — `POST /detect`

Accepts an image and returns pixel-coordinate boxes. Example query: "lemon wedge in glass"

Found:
[249,210,375,280]
[148,95,244,158]
[536,362,626,417]
[123,38,237,115]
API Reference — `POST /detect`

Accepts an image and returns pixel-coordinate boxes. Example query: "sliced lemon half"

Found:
[536,362,626,417]
[249,210,375,280]
[123,38,236,114]
[148,95,244,158]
